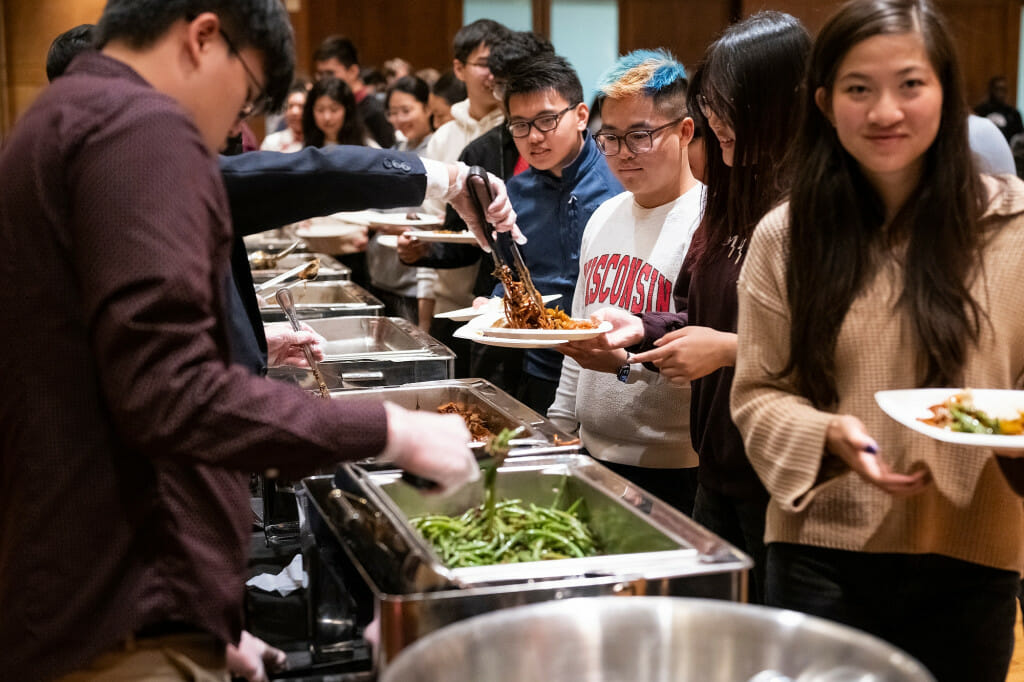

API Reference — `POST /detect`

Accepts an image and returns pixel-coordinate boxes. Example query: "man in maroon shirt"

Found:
[0,2,513,680]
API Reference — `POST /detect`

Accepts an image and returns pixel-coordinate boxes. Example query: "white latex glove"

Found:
[376,402,479,494]
[226,631,288,682]
[444,163,525,250]
[265,321,327,368]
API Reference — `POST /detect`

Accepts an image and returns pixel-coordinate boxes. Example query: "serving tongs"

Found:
[248,239,301,269]
[253,258,320,294]
[400,425,527,492]
[466,166,546,315]
[274,287,331,399]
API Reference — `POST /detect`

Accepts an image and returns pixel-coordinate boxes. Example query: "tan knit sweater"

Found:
[732,174,1024,573]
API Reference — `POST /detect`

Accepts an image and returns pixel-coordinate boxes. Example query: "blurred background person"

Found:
[975,75,1024,144]
[260,79,309,153]
[428,70,467,129]
[302,76,373,147]
[314,34,395,147]
[384,57,412,86]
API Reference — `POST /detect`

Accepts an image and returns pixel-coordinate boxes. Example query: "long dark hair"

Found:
[783,0,986,408]
[687,12,811,271]
[302,77,367,147]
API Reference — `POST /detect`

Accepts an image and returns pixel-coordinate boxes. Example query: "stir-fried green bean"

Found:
[409,498,600,567]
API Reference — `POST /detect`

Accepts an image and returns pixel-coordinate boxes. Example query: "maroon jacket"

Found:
[0,53,394,680]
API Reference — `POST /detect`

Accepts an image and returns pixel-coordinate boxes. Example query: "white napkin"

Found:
[245,553,308,596]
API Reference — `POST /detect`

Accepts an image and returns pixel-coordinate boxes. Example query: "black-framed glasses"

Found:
[219,29,269,120]
[507,104,579,139]
[696,94,714,119]
[594,118,684,156]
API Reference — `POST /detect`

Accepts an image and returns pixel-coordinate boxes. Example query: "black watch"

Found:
[617,354,634,383]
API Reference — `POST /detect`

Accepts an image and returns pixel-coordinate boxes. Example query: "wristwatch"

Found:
[617,353,640,384]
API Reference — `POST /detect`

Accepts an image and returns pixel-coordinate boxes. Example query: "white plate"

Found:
[375,234,399,249]
[405,230,480,244]
[467,312,611,341]
[453,322,569,349]
[874,388,1024,450]
[329,210,443,229]
[434,294,563,321]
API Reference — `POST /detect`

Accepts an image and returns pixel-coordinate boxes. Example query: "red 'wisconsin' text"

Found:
[581,253,673,313]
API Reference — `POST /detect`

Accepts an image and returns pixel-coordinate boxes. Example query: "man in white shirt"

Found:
[548,49,702,514]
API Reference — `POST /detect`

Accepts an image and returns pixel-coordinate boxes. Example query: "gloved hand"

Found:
[444,163,525,250]
[375,401,479,494]
[264,321,326,368]
[226,630,288,682]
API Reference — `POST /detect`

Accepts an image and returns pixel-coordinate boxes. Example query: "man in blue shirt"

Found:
[495,54,622,412]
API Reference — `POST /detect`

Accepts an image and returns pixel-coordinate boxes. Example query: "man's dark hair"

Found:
[95,0,295,110]
[453,19,509,63]
[502,54,583,112]
[46,24,95,82]
[487,30,553,80]
[431,71,467,105]
[314,35,359,68]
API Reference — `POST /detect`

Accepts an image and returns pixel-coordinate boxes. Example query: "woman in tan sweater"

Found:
[731,1,1024,680]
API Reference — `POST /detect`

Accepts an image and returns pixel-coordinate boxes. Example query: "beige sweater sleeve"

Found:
[731,205,849,511]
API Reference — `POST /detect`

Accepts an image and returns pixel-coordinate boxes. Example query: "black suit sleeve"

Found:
[220,146,426,235]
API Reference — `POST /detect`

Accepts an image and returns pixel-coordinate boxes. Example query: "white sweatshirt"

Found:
[547,185,703,468]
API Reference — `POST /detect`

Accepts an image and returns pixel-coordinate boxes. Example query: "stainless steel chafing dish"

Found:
[259,281,383,322]
[250,253,350,283]
[298,454,750,672]
[322,378,577,453]
[267,318,454,391]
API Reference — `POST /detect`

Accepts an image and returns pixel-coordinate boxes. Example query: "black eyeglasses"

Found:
[219,29,269,120]
[507,104,578,139]
[594,118,684,156]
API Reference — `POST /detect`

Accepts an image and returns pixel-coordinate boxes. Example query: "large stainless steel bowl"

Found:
[380,596,934,682]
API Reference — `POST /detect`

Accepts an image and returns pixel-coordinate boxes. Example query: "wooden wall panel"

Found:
[3,0,103,129]
[618,0,736,71]
[938,0,1021,108]
[300,0,462,77]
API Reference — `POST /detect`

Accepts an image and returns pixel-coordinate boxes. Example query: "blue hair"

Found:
[597,48,686,96]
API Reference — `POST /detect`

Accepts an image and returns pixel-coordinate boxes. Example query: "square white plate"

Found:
[874,388,1024,450]
[452,322,569,349]
[434,294,562,321]
[467,311,611,341]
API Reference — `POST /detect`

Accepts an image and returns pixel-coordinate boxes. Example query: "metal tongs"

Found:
[254,258,320,294]
[274,287,331,399]
[466,166,546,314]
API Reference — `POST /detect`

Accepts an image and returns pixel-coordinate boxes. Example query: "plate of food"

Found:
[329,210,444,229]
[453,321,569,349]
[404,230,480,244]
[874,388,1024,450]
[467,310,611,341]
[434,294,563,321]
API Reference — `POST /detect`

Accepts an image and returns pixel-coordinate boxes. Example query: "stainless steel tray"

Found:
[259,281,383,321]
[325,379,578,452]
[345,454,745,587]
[267,319,454,391]
[300,463,750,668]
[250,253,350,282]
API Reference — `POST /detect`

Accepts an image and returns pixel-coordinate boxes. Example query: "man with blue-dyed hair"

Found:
[547,48,702,515]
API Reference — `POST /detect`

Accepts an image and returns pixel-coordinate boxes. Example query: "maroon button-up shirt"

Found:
[0,52,390,680]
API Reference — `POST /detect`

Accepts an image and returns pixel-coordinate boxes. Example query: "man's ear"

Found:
[184,11,221,67]
[815,87,835,126]
[574,102,589,131]
[678,116,695,146]
[346,63,361,85]
[452,59,466,83]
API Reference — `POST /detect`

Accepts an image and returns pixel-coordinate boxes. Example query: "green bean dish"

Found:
[409,497,600,567]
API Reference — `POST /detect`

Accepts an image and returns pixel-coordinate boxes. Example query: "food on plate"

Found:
[437,401,497,441]
[494,265,596,330]
[918,390,1024,435]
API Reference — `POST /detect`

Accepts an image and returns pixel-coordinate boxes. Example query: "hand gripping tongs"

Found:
[465,166,546,316]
